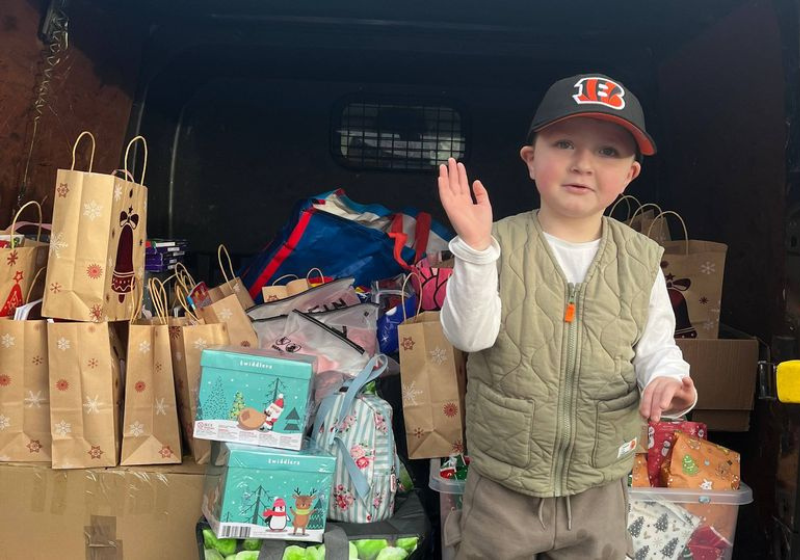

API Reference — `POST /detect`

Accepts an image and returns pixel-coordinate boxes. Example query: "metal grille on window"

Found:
[333,98,467,170]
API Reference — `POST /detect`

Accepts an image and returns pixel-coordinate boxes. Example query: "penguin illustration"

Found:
[260,394,285,431]
[263,497,288,531]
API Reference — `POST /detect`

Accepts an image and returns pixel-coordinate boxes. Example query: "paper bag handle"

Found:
[25,267,47,304]
[112,168,135,182]
[271,274,299,286]
[70,131,96,172]
[148,277,170,324]
[306,267,325,283]
[608,194,642,221]
[123,136,149,186]
[174,281,199,322]
[630,202,664,222]
[129,280,144,323]
[400,271,424,321]
[649,211,690,255]
[11,201,43,244]
[217,244,235,284]
[174,263,196,292]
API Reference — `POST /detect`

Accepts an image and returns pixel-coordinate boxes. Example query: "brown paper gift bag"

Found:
[47,320,124,468]
[120,280,181,465]
[169,284,230,464]
[655,212,728,339]
[43,132,148,322]
[0,270,51,462]
[261,274,312,303]
[398,310,467,459]
[207,245,256,310]
[196,293,258,348]
[0,202,49,317]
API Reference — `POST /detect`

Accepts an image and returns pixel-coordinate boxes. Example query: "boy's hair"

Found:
[526,74,656,157]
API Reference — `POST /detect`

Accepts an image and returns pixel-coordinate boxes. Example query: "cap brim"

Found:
[533,112,657,156]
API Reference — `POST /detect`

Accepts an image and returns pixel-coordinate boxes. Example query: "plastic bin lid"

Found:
[429,459,466,494]
[628,483,753,505]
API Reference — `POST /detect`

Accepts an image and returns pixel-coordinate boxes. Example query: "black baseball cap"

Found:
[526,74,657,156]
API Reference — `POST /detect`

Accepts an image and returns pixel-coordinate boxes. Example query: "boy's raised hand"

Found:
[438,158,493,251]
[640,376,697,423]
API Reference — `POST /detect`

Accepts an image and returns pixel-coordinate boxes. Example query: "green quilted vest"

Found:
[465,211,663,497]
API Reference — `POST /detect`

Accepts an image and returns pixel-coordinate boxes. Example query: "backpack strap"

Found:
[337,354,387,425]
[333,436,371,500]
[312,354,387,445]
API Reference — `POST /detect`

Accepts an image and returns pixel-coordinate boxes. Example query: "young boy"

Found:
[438,74,697,559]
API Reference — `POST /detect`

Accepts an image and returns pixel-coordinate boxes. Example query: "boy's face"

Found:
[520,117,641,223]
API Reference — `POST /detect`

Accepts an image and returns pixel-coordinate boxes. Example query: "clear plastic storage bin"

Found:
[429,459,467,560]
[627,483,753,560]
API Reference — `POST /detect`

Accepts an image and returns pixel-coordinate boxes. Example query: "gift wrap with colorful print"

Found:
[42,133,147,322]
[195,346,316,451]
[202,440,336,542]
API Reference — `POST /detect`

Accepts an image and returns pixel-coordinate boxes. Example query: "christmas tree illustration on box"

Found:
[229,391,246,420]
[202,377,227,419]
[284,407,301,432]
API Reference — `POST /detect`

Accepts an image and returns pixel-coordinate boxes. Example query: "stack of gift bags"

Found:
[628,420,743,560]
[0,132,165,470]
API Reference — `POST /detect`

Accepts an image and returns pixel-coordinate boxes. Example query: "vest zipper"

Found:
[554,282,580,496]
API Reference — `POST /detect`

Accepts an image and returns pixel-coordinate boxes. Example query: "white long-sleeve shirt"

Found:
[440,233,695,417]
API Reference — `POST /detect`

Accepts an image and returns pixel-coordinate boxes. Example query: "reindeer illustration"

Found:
[290,487,317,535]
[661,261,697,339]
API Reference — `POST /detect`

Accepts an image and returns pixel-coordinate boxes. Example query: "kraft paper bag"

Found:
[0,202,49,317]
[120,280,181,465]
[657,212,727,339]
[398,310,466,459]
[47,321,124,468]
[207,244,256,310]
[0,313,51,462]
[196,293,258,349]
[168,283,230,464]
[43,132,147,322]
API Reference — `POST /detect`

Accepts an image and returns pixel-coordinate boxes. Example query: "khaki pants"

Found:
[445,469,633,560]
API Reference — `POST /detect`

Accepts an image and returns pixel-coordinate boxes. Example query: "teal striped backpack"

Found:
[313,354,399,523]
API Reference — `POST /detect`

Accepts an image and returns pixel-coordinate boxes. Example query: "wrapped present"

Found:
[661,431,741,490]
[631,453,650,487]
[648,421,707,487]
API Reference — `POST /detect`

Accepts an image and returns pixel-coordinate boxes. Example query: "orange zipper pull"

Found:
[565,287,577,323]
[564,302,576,323]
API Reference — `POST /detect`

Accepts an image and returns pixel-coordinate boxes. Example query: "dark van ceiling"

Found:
[107,0,748,62]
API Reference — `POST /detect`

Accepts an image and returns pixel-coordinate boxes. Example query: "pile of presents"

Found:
[628,421,744,560]
[0,133,754,560]
[0,133,467,559]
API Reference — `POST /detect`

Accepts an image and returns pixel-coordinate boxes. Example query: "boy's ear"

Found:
[627,161,642,184]
[520,146,536,180]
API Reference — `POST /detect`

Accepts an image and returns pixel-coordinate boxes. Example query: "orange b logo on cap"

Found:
[572,77,626,110]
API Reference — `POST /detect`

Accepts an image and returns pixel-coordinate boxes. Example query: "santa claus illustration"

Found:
[260,394,285,431]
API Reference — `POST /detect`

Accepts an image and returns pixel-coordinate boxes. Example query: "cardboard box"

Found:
[676,334,759,432]
[195,346,316,451]
[0,459,206,560]
[203,439,336,542]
